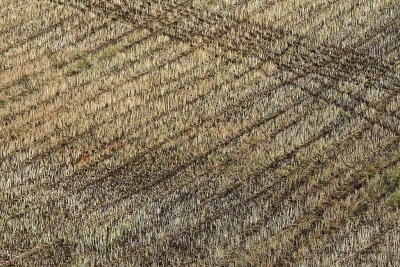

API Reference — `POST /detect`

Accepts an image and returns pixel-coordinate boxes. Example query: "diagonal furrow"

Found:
[0,24,136,92]
[0,88,313,260]
[2,15,393,260]
[296,171,400,266]
[0,0,282,197]
[0,0,338,155]
[105,31,400,264]
[0,0,195,96]
[213,124,373,265]
[222,20,400,136]
[1,55,268,223]
[70,97,321,263]
[224,137,400,267]
[0,14,75,57]
[0,28,157,126]
[0,0,260,143]
[116,111,352,265]
[0,36,176,158]
[2,1,399,265]
[272,144,400,266]
[0,48,237,204]
[0,37,174,162]
[0,16,108,73]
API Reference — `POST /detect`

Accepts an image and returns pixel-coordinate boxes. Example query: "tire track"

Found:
[0,0,196,89]
[2,14,390,258]
[0,0,254,133]
[2,0,276,195]
[1,91,313,260]
[0,0,194,92]
[108,20,400,262]
[0,37,174,164]
[1,54,267,224]
[1,48,236,204]
[0,14,75,57]
[222,137,399,267]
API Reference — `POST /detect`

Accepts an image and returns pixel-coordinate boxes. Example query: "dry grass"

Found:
[0,0,399,266]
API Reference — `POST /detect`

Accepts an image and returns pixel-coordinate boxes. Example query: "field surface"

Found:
[1,0,400,266]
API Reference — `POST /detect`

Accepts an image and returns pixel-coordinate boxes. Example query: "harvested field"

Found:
[1,0,400,266]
